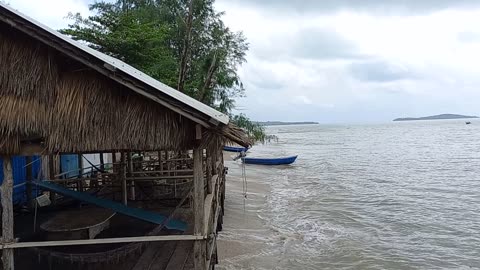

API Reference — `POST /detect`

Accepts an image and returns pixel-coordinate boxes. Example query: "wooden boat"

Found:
[242,155,298,165]
[223,146,249,152]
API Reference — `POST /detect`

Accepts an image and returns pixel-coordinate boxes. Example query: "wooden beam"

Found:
[193,147,206,270]
[0,235,205,249]
[1,156,15,270]
[130,169,193,174]
[196,124,203,140]
[17,143,45,156]
[125,175,194,181]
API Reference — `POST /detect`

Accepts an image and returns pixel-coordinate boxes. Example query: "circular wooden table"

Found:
[41,208,115,240]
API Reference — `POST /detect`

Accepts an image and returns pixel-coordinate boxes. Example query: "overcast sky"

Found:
[5,0,480,123]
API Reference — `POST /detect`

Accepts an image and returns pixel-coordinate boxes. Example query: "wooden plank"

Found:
[193,147,207,269]
[165,241,193,270]
[206,154,212,194]
[1,235,205,249]
[205,237,217,268]
[1,156,14,270]
[203,194,213,236]
[132,241,176,270]
[203,175,218,236]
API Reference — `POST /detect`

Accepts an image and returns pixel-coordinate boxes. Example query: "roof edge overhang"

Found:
[0,3,229,128]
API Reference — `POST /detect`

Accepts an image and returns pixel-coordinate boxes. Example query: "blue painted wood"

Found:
[223,146,249,153]
[60,154,80,178]
[0,156,42,204]
[32,181,187,231]
[242,155,298,165]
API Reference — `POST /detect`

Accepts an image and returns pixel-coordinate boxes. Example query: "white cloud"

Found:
[6,0,480,123]
[218,0,480,122]
[4,0,91,29]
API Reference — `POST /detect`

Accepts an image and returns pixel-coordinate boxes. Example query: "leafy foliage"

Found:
[231,114,278,143]
[62,0,266,142]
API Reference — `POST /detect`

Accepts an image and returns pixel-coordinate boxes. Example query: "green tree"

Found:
[62,0,265,142]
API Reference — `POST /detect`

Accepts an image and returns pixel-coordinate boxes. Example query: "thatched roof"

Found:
[0,4,250,155]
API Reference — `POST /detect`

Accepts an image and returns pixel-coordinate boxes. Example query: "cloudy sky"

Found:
[5,0,480,123]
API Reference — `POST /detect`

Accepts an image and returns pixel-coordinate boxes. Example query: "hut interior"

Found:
[0,3,249,270]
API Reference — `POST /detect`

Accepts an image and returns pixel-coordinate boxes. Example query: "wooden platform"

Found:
[132,240,194,270]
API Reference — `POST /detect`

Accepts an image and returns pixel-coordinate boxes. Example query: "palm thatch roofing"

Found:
[0,3,250,155]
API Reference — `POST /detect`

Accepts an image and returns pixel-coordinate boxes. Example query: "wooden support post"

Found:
[206,150,212,194]
[112,152,117,167]
[77,154,84,192]
[193,147,206,270]
[158,151,162,173]
[1,156,15,270]
[128,152,135,200]
[120,152,127,205]
[99,153,105,171]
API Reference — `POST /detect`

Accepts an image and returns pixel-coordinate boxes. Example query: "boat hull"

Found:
[223,146,249,152]
[242,155,298,165]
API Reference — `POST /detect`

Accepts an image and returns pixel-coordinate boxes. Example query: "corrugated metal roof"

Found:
[0,3,229,125]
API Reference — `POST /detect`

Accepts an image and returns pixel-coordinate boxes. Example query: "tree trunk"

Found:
[198,51,219,103]
[177,0,195,92]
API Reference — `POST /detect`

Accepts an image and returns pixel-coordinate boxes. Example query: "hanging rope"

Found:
[237,150,248,213]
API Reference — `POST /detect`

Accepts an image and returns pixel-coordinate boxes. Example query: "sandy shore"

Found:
[216,156,272,269]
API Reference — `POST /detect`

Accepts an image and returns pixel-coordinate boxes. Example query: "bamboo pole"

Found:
[120,152,127,205]
[48,155,56,203]
[1,235,205,249]
[193,147,206,269]
[25,156,32,208]
[1,156,15,270]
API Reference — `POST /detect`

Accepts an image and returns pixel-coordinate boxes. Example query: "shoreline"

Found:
[216,156,272,269]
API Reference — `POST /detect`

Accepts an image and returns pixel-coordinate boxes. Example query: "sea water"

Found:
[219,119,480,269]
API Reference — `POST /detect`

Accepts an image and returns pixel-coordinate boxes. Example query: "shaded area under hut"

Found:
[0,3,250,270]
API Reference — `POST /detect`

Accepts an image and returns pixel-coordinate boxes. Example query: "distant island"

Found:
[256,121,319,126]
[393,114,479,121]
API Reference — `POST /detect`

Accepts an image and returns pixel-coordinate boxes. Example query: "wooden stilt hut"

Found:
[0,3,250,270]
